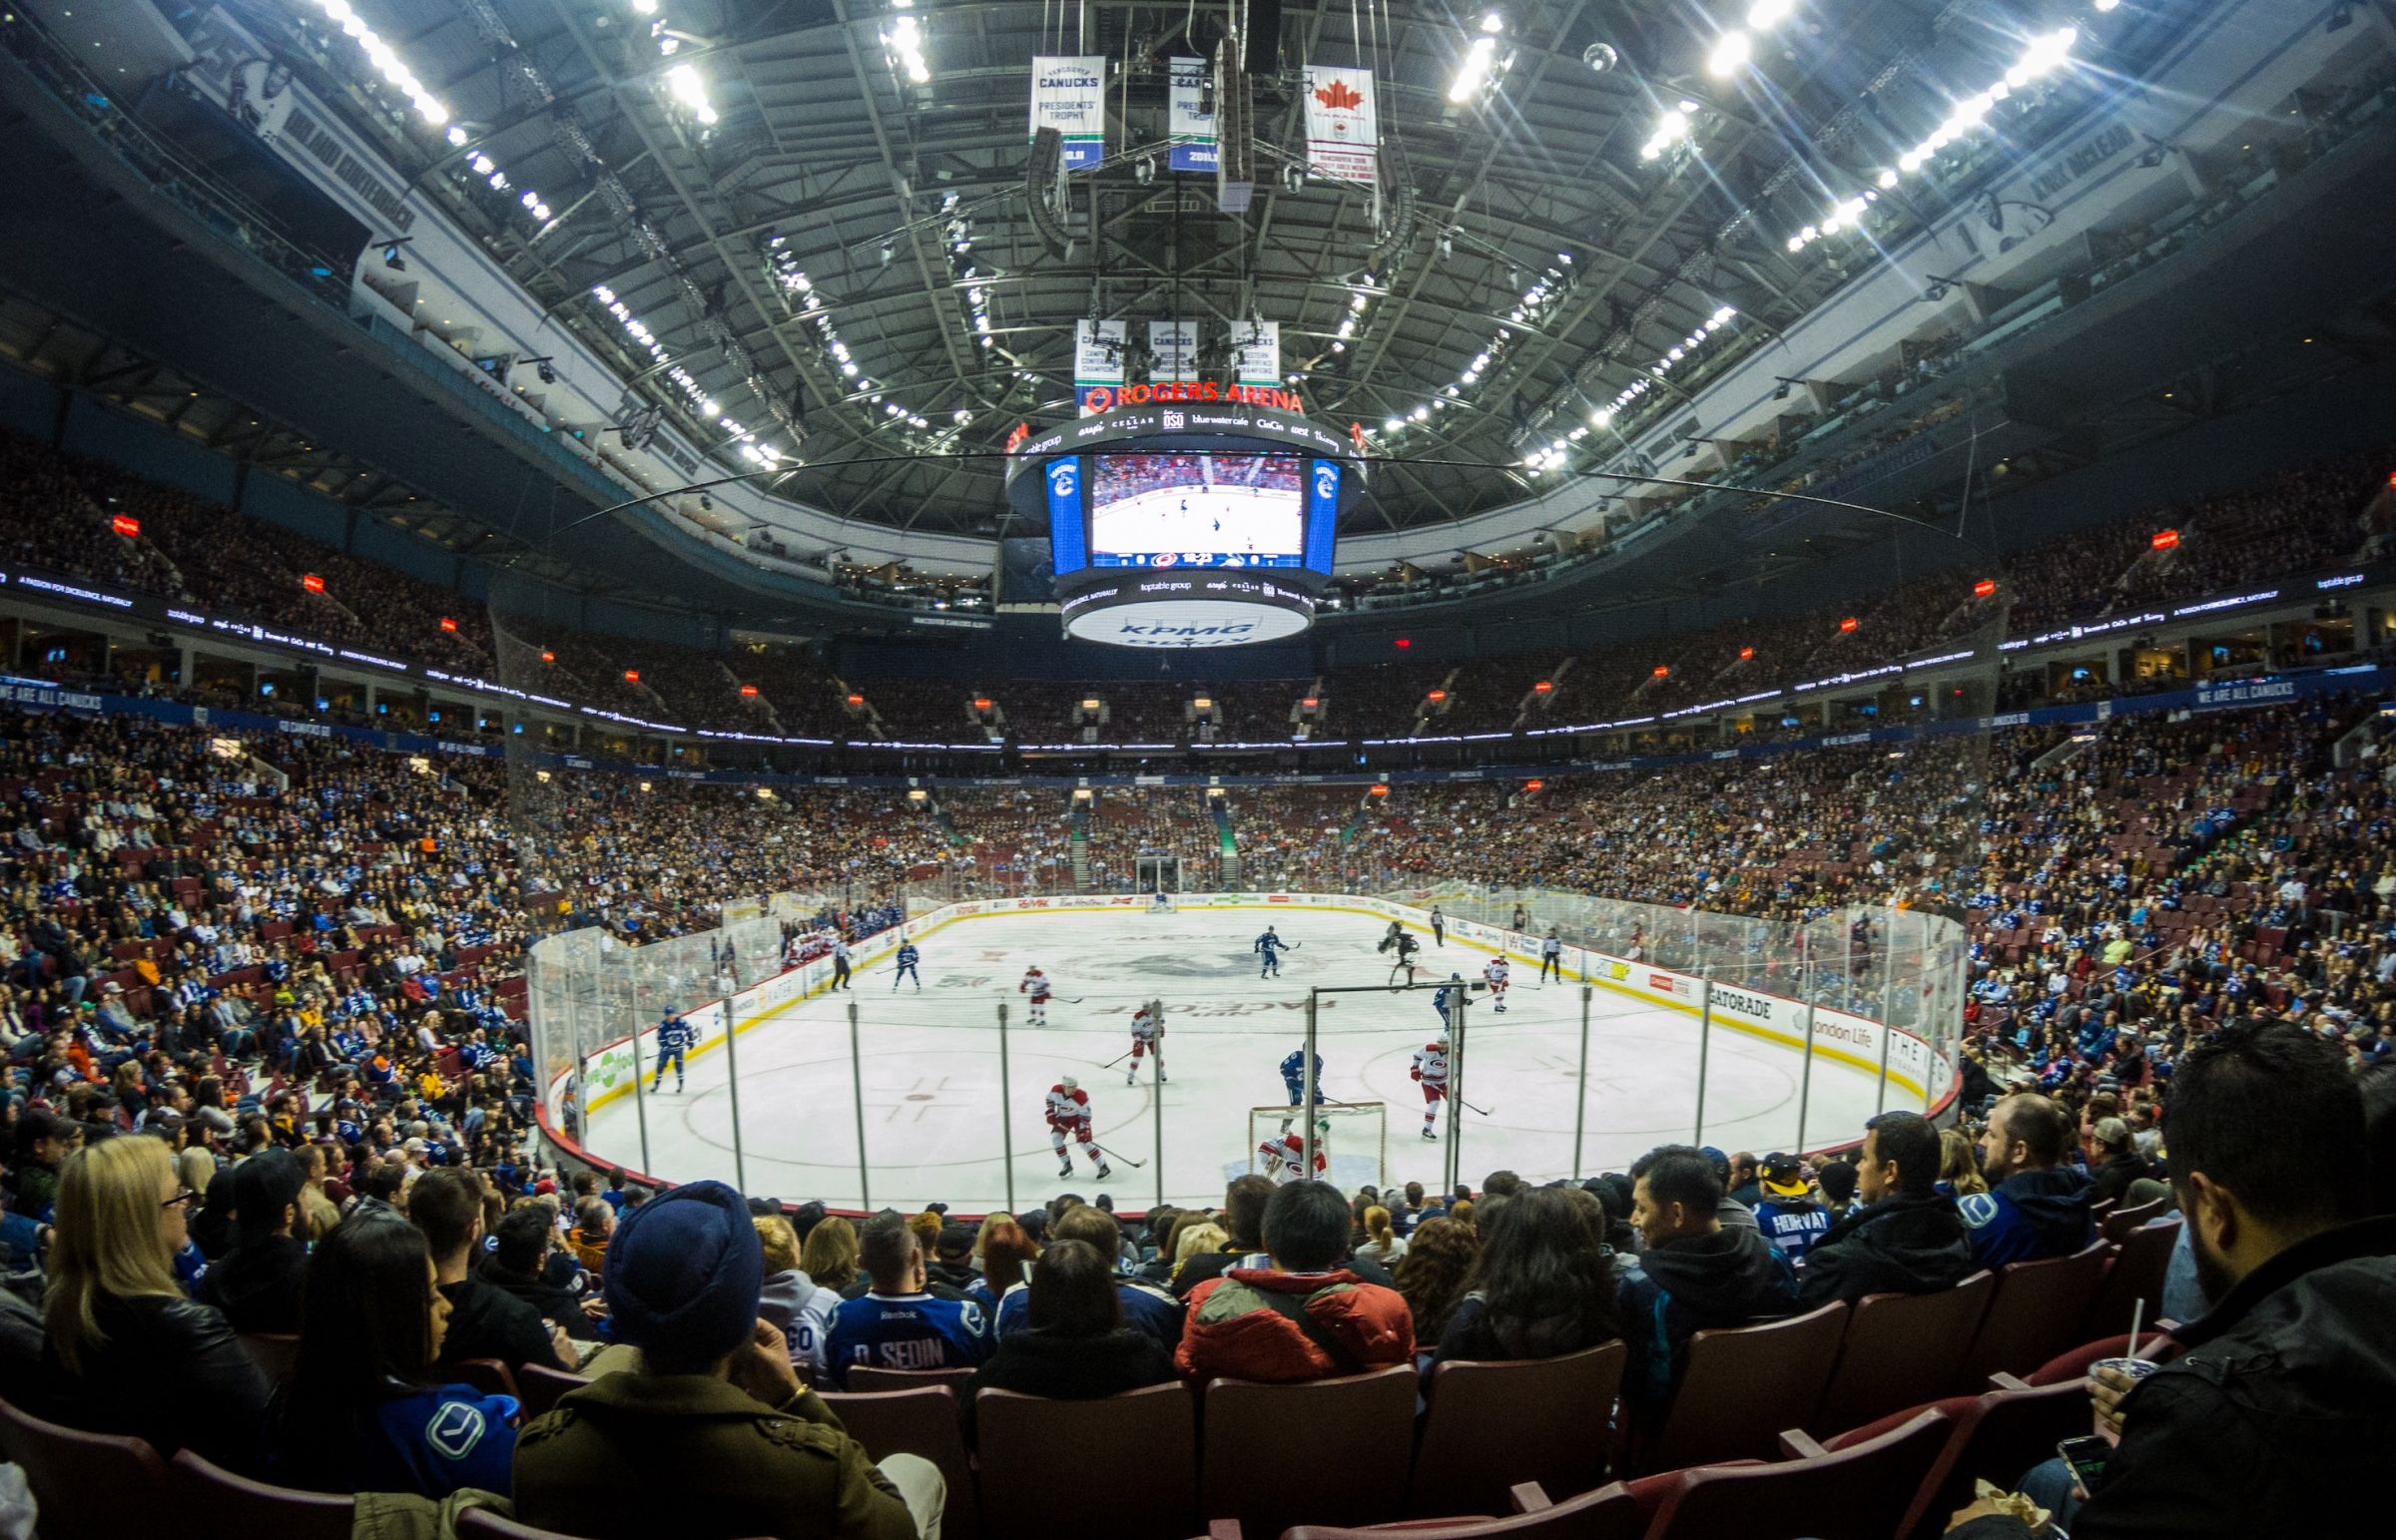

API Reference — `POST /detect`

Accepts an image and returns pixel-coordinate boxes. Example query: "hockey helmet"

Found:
[1059,1075,1078,1091]
[1451,971,1464,981]
[1316,1118,1333,1135]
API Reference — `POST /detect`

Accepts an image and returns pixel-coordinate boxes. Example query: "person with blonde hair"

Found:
[1354,1205,1407,1265]
[43,1135,270,1469]
[1171,1222,1229,1280]
[757,1214,837,1368]
[799,1214,860,1294]
[1939,1125,1990,1197]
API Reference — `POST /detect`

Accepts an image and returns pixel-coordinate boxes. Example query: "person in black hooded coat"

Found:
[1615,1149,1797,1420]
[194,1148,308,1334]
[1798,1112,1978,1308]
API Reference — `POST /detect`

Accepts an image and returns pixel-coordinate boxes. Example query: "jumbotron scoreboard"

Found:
[1004,398,1364,649]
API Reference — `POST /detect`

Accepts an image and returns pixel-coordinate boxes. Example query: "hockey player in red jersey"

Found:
[1257,1117,1332,1184]
[1044,1077,1112,1180]
[1411,1036,1451,1140]
[1019,966,1053,1026]
[1126,999,1167,1086]
[1482,956,1511,1013]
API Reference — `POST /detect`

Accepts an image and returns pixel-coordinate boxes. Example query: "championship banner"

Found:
[1168,56,1218,172]
[1074,318,1126,415]
[1234,320,1281,387]
[1031,55,1108,172]
[1303,66,1379,185]
[1149,319,1198,384]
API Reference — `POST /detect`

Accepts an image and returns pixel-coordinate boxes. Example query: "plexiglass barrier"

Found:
[530,887,1966,1213]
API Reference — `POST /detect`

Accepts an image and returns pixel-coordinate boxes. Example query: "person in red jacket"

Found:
[1176,1180,1414,1383]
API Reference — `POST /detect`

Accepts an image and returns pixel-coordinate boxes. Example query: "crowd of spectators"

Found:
[8,427,2389,751]
[0,653,2392,1532]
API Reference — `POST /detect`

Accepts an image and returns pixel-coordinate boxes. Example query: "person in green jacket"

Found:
[512,1181,943,1540]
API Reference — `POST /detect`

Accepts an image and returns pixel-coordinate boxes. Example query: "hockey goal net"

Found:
[1246,1102,1388,1191]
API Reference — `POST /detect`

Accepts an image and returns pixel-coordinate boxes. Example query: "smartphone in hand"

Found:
[2058,1433,2112,1492]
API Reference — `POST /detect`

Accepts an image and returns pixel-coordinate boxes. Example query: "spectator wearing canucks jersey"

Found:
[1749,1154,1833,1268]
[1963,1093,2095,1268]
[265,1215,517,1499]
[821,1212,993,1387]
[992,1206,1182,1351]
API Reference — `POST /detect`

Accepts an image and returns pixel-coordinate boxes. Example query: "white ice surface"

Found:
[580,906,1894,1212]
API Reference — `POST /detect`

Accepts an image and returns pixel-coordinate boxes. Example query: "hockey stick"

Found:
[1458,1096,1495,1116]
[1091,1142,1148,1168]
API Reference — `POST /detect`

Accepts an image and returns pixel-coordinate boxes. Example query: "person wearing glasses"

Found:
[41,1136,271,1471]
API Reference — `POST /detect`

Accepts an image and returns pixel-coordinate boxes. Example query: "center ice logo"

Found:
[1078,950,1258,978]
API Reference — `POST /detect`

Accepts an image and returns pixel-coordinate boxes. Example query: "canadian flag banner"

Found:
[1303,66,1379,186]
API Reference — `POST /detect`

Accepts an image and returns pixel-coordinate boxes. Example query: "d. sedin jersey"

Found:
[819,1291,992,1387]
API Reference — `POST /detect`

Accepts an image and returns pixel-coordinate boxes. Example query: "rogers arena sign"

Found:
[1059,573,1318,649]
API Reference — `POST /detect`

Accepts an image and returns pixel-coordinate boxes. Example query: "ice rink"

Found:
[577,904,1896,1212]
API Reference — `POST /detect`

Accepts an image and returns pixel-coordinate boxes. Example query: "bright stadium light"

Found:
[1705,31,1752,78]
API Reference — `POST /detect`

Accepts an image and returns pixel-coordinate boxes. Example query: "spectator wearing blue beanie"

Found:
[512,1181,944,1540]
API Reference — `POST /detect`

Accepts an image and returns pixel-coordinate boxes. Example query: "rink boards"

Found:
[539,895,1945,1212]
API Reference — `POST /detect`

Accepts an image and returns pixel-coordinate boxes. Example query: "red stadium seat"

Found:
[1808,1272,1995,1436]
[1642,1301,1847,1472]
[1200,1367,1417,1538]
[170,1449,353,1540]
[977,1382,1196,1540]
[820,1384,977,1540]
[1410,1344,1626,1517]
[1641,1408,1951,1540]
[0,1395,174,1540]
[1954,1243,2111,1391]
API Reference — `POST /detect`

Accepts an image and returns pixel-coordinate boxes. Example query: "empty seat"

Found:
[977,1382,1195,1540]
[2101,1199,2169,1244]
[1954,1243,2111,1391]
[1285,1481,1646,1540]
[821,1384,976,1540]
[170,1449,352,1540]
[1410,1344,1626,1518]
[1645,1302,1848,1472]
[2080,1218,2179,1342]
[1200,1367,1418,1538]
[0,1395,174,1540]
[1874,1378,2092,1540]
[1809,1273,1994,1437]
[1642,1408,1951,1540]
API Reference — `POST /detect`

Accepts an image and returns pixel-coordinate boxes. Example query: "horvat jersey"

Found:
[1281,1048,1324,1086]
[1412,1042,1451,1089]
[1019,969,1053,1003]
[895,943,919,969]
[656,1016,697,1052]
[819,1291,991,1386]
[1257,1131,1329,1182]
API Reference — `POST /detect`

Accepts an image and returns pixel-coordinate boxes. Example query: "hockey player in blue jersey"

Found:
[892,940,921,991]
[649,1011,697,1092]
[1434,973,1467,1027]
[1279,1044,1326,1135]
[1280,1046,1326,1107]
[1254,926,1290,978]
[819,1212,992,1388]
